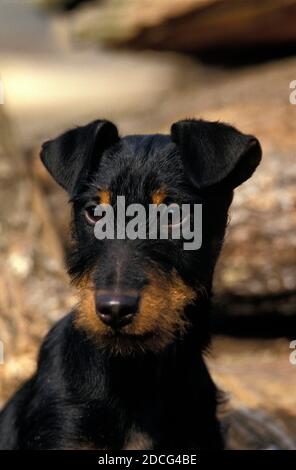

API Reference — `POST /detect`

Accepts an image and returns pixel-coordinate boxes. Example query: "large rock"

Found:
[37,0,91,10]
[62,0,296,52]
[0,108,74,405]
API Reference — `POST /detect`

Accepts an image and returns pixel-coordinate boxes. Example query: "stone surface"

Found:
[57,0,296,52]
[0,108,74,405]
[209,336,296,449]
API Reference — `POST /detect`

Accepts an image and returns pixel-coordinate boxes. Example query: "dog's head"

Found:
[41,119,261,355]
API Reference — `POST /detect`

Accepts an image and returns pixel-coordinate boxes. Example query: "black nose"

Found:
[96,293,140,329]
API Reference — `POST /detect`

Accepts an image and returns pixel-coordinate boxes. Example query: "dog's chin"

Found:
[92,328,178,356]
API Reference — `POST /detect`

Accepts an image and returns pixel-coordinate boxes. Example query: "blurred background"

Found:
[0,0,296,449]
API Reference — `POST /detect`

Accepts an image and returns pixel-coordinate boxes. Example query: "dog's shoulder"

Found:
[37,311,74,366]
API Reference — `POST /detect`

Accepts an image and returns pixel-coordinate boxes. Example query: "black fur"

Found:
[0,118,261,450]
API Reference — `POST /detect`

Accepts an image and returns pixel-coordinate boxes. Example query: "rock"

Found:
[61,0,296,52]
[0,108,74,405]
[225,407,296,450]
[37,0,91,10]
[209,336,296,449]
[209,337,296,410]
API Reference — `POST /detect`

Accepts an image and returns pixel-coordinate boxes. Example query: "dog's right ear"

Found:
[171,119,262,191]
[40,120,119,195]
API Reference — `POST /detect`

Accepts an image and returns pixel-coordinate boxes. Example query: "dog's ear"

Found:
[171,119,262,190]
[40,120,119,195]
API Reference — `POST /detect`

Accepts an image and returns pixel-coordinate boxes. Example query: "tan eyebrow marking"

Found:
[152,188,167,205]
[97,189,111,205]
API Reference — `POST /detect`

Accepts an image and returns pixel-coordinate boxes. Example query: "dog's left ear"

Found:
[171,119,262,190]
[40,119,119,195]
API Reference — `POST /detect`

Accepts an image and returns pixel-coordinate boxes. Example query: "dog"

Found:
[0,118,261,450]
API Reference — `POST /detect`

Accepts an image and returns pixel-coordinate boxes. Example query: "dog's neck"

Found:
[63,313,206,402]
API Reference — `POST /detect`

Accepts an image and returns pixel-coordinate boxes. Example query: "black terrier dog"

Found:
[0,119,261,450]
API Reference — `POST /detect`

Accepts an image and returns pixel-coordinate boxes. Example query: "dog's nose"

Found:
[96,293,139,329]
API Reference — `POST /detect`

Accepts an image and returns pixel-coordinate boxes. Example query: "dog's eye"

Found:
[84,206,103,225]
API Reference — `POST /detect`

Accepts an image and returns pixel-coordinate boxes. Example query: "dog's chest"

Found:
[76,423,155,451]
[77,426,154,451]
[122,426,154,450]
